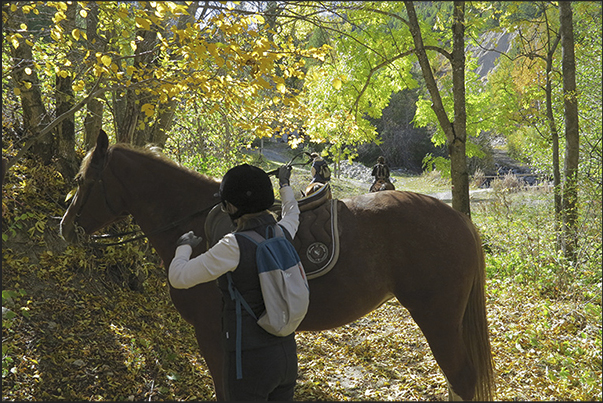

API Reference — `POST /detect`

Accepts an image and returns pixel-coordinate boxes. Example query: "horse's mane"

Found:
[79,142,220,185]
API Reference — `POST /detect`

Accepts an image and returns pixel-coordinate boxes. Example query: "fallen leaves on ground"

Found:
[3,248,601,401]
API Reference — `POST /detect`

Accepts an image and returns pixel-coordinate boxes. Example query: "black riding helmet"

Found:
[219,164,274,220]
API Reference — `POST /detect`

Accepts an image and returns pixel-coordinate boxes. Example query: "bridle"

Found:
[70,153,220,247]
[90,202,219,247]
[77,151,311,247]
[70,160,121,225]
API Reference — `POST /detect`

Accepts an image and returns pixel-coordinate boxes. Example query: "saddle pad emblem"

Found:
[307,242,328,264]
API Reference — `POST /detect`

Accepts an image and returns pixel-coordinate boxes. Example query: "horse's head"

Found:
[60,130,127,244]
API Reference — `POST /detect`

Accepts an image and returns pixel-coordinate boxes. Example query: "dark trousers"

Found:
[224,337,298,401]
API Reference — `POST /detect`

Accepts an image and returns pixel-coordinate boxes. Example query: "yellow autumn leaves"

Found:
[6,1,333,139]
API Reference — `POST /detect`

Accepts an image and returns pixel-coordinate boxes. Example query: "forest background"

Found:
[2,1,601,401]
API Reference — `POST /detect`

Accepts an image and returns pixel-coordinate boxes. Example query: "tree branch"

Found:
[353,49,415,117]
[4,78,120,175]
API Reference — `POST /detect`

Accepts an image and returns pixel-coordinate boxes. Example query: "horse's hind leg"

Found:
[407,308,477,400]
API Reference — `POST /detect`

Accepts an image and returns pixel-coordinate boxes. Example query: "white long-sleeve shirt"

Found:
[169,185,300,289]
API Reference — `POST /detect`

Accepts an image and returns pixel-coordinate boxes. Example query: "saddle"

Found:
[204,183,339,280]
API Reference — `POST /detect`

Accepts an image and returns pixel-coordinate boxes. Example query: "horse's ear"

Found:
[90,129,109,167]
[96,129,109,151]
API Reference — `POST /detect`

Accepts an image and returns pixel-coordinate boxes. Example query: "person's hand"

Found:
[277,165,292,187]
[177,231,203,248]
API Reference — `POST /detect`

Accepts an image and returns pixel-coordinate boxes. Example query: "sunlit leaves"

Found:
[135,16,151,30]
[141,103,155,117]
[3,1,330,153]
[10,35,21,49]
[71,28,81,41]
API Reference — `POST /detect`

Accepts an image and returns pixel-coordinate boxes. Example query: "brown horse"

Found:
[60,131,494,401]
[304,182,327,197]
[370,178,395,192]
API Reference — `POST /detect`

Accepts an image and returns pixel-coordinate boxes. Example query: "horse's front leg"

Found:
[169,286,225,400]
[193,321,226,401]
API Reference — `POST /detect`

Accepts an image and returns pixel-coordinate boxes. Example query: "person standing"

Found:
[169,164,300,401]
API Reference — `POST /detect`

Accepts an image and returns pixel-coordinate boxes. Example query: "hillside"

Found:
[2,152,600,401]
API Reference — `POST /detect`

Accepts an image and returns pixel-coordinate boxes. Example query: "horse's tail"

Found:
[463,222,495,400]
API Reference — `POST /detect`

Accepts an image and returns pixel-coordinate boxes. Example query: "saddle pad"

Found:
[291,199,339,279]
[204,200,340,280]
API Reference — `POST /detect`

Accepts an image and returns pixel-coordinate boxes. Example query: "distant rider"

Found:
[309,153,330,185]
[371,156,392,190]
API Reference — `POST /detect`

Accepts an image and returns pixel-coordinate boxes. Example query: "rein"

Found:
[87,151,309,247]
[90,201,220,247]
[265,151,313,176]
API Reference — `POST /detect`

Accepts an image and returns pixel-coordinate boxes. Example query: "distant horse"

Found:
[370,178,395,192]
[304,181,327,197]
[60,130,494,401]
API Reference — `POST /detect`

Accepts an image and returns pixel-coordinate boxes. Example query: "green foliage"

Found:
[473,184,601,401]
[162,109,254,176]
[280,2,421,160]
[422,154,451,178]
[359,88,447,173]
[484,1,602,186]
[473,185,601,302]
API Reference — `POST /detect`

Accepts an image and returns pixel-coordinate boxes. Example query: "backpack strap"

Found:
[267,224,285,240]
[238,225,283,242]
[227,225,285,379]
[226,271,257,380]
[237,230,265,244]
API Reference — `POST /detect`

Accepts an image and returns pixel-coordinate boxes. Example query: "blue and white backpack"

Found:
[227,224,310,378]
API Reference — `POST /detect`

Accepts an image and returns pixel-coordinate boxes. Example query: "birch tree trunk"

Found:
[405,1,471,216]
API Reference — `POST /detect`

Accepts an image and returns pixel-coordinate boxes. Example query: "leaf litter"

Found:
[3,249,602,401]
[2,160,601,401]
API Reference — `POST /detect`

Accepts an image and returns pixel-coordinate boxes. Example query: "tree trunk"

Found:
[405,1,471,216]
[147,1,200,148]
[54,2,78,180]
[84,2,106,149]
[6,5,53,164]
[114,4,158,145]
[544,33,563,250]
[450,2,470,216]
[559,1,580,260]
